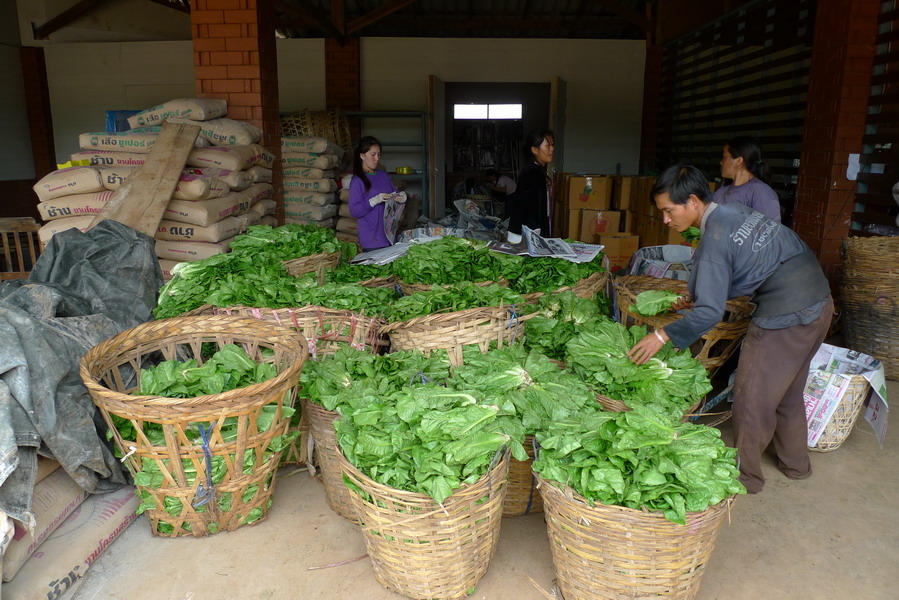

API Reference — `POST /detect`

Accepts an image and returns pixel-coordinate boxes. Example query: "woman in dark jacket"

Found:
[507,129,554,242]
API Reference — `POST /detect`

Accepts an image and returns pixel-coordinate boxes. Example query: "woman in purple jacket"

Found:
[348,136,406,251]
[714,136,781,222]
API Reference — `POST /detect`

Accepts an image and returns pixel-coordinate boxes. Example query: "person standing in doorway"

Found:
[714,135,781,222]
[507,129,554,243]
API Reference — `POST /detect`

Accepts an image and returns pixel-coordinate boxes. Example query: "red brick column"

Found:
[190,0,283,222]
[639,41,661,174]
[794,0,879,292]
[325,38,361,143]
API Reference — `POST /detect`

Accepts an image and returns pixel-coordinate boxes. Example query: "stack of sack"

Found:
[0,458,139,600]
[32,98,279,280]
[335,174,358,245]
[281,135,343,229]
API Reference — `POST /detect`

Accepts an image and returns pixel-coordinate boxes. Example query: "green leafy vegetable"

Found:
[507,249,606,295]
[682,226,701,244]
[390,237,520,285]
[632,290,681,316]
[524,291,610,360]
[386,282,532,322]
[532,404,745,524]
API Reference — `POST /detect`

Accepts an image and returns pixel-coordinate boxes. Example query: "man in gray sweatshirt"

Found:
[628,165,833,494]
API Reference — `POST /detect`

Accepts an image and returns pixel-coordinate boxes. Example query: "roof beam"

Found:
[330,0,345,34]
[344,16,630,35]
[32,0,110,40]
[594,0,653,33]
[346,0,419,36]
[277,0,345,42]
[146,0,190,15]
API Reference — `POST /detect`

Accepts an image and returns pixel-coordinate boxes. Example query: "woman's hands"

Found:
[369,192,407,207]
[627,328,669,365]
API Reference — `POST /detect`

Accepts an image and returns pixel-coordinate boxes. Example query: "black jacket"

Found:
[508,161,550,235]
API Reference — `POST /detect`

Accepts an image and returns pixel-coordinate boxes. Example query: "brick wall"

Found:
[190,0,283,222]
[325,38,361,144]
[794,0,879,291]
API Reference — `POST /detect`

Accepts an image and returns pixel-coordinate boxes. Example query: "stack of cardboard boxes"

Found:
[557,173,710,274]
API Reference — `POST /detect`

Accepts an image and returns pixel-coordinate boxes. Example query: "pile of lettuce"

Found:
[385,282,531,322]
[533,404,745,524]
[564,320,712,418]
[154,225,365,318]
[108,344,293,534]
[524,291,611,360]
[508,252,606,295]
[390,236,522,285]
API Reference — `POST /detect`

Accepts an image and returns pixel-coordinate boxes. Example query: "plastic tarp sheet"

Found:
[0,220,162,528]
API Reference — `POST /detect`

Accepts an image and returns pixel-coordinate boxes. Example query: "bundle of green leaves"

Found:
[524,291,610,360]
[508,251,606,295]
[450,345,601,435]
[390,236,521,284]
[301,346,452,410]
[385,282,531,323]
[565,320,711,418]
[228,224,356,262]
[632,290,681,316]
[335,384,527,503]
[324,262,393,284]
[532,404,745,524]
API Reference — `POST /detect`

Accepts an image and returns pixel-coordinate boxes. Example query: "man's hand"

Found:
[627,328,668,365]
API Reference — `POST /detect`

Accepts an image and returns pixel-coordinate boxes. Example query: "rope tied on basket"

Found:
[307,338,319,360]
[192,423,217,509]
[524,437,541,515]
[506,305,520,345]
[408,370,435,386]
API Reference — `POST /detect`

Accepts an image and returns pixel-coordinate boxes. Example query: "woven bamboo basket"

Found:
[503,435,543,516]
[523,266,611,302]
[338,448,510,599]
[212,305,387,359]
[79,315,309,537]
[537,475,733,600]
[380,304,536,367]
[179,303,215,317]
[284,250,343,278]
[279,397,310,466]
[213,305,386,467]
[841,236,899,380]
[280,109,351,154]
[395,278,508,296]
[358,275,396,288]
[306,401,358,522]
[810,374,871,452]
[615,275,754,377]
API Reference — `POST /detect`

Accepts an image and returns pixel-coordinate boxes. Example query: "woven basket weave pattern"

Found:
[537,475,733,600]
[284,250,342,278]
[306,401,358,522]
[841,236,899,380]
[810,374,871,452]
[339,449,510,599]
[79,315,308,537]
[381,304,535,367]
[503,434,543,516]
[615,275,753,376]
[280,109,351,154]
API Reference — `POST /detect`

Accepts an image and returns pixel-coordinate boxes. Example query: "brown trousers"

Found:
[732,297,834,493]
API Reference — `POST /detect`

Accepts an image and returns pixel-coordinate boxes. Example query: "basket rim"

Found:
[380,303,536,332]
[535,473,735,520]
[79,315,308,412]
[213,303,387,325]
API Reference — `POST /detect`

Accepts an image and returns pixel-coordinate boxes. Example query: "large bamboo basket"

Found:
[810,374,871,452]
[306,401,358,522]
[212,305,386,467]
[280,108,351,155]
[841,236,899,380]
[503,434,543,516]
[358,275,397,288]
[537,475,733,600]
[380,304,536,367]
[212,305,387,359]
[79,315,308,537]
[339,448,510,599]
[395,278,508,296]
[523,262,611,301]
[283,250,343,278]
[614,275,754,377]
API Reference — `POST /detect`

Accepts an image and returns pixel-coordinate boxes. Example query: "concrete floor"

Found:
[72,380,898,600]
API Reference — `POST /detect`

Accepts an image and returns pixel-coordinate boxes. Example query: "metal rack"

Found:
[344,110,430,219]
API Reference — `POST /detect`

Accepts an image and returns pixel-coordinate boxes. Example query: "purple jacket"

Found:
[712,178,781,222]
[348,170,396,250]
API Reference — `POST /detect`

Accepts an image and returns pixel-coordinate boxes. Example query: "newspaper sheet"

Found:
[487,227,597,263]
[803,343,888,447]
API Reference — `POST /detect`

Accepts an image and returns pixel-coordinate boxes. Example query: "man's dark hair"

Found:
[650,165,711,206]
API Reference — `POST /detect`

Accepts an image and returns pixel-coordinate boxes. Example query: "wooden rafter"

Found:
[346,0,418,36]
[595,0,653,33]
[147,0,190,14]
[32,0,110,40]
[277,0,345,42]
[330,0,345,34]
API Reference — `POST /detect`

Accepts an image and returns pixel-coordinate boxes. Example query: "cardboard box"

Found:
[614,176,635,210]
[580,209,622,242]
[567,175,612,211]
[567,209,582,240]
[621,210,637,233]
[595,233,640,274]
